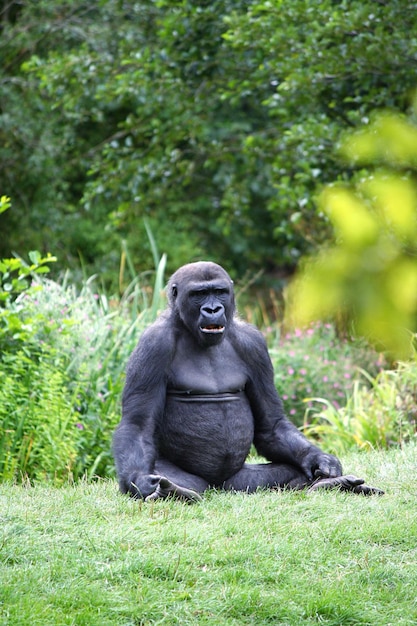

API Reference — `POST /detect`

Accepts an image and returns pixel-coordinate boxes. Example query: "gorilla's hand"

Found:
[300,450,343,482]
[129,473,163,499]
[308,474,384,496]
[129,474,202,501]
[145,477,202,503]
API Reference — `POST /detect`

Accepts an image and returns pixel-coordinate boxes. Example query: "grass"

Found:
[1,445,417,625]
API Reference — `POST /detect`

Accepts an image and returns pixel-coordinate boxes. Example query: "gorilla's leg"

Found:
[223,463,384,496]
[223,462,309,493]
[146,459,210,502]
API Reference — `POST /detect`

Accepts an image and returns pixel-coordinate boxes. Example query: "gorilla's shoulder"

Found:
[231,317,269,354]
[141,311,171,341]
[128,312,176,364]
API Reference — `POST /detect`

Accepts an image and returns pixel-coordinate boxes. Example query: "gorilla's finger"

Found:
[145,490,162,502]
[352,483,385,496]
[309,474,364,492]
[309,453,343,480]
[309,474,384,496]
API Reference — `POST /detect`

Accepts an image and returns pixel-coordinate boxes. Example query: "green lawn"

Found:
[1,445,416,625]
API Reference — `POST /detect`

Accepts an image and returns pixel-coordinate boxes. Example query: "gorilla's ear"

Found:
[172,284,178,299]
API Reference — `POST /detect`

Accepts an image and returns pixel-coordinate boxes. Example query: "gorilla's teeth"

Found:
[200,325,225,333]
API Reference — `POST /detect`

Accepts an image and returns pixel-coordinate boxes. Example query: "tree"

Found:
[1,0,417,285]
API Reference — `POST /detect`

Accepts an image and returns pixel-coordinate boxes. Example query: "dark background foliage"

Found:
[1,0,417,287]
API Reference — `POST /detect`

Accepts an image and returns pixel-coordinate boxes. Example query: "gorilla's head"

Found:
[167,262,235,346]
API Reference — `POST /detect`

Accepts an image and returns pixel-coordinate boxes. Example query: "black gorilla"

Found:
[113,261,382,501]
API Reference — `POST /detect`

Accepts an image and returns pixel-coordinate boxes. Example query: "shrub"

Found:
[302,354,417,454]
[265,322,386,426]
[0,250,167,483]
[0,346,80,482]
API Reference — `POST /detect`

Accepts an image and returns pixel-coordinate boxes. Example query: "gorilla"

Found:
[113,261,383,501]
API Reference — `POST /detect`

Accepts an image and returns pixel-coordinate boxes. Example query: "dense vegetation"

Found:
[1,1,417,484]
[2,0,417,284]
[1,248,416,484]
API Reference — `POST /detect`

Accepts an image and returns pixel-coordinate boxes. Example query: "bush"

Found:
[0,346,81,482]
[265,322,386,426]
[0,277,119,482]
[302,354,417,455]
[0,250,167,483]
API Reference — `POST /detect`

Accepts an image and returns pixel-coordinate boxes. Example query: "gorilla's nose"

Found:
[202,305,223,315]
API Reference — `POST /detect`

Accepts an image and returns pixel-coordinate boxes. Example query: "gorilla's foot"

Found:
[145,477,202,503]
[308,474,384,496]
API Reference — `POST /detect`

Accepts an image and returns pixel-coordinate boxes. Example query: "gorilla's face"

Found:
[190,282,230,345]
[168,262,235,347]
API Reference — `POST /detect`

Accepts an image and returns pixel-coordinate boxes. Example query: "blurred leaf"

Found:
[320,186,378,248]
[287,108,417,359]
[0,196,11,215]
[28,251,41,265]
[342,113,417,168]
[360,174,417,241]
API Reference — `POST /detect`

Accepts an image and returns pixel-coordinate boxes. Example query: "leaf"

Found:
[28,251,41,265]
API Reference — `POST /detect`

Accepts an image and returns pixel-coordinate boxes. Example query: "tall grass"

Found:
[303,359,417,455]
[0,250,167,483]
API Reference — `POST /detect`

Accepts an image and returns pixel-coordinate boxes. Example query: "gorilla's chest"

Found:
[167,339,247,394]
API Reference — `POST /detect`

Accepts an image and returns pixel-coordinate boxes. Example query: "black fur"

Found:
[113,262,383,500]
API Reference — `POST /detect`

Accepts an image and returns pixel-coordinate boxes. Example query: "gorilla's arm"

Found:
[235,323,342,481]
[112,320,173,498]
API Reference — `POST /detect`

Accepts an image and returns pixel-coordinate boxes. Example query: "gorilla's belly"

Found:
[158,392,254,484]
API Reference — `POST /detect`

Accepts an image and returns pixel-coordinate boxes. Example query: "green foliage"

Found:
[0,247,168,483]
[0,244,57,350]
[266,322,385,426]
[287,106,417,358]
[303,356,417,456]
[0,231,76,481]
[0,251,56,304]
[0,195,11,215]
[0,199,55,310]
[0,347,80,482]
[2,1,417,281]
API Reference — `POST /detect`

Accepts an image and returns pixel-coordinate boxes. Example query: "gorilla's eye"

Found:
[189,287,229,299]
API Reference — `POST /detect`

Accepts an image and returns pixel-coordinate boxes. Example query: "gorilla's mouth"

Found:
[200,324,225,334]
